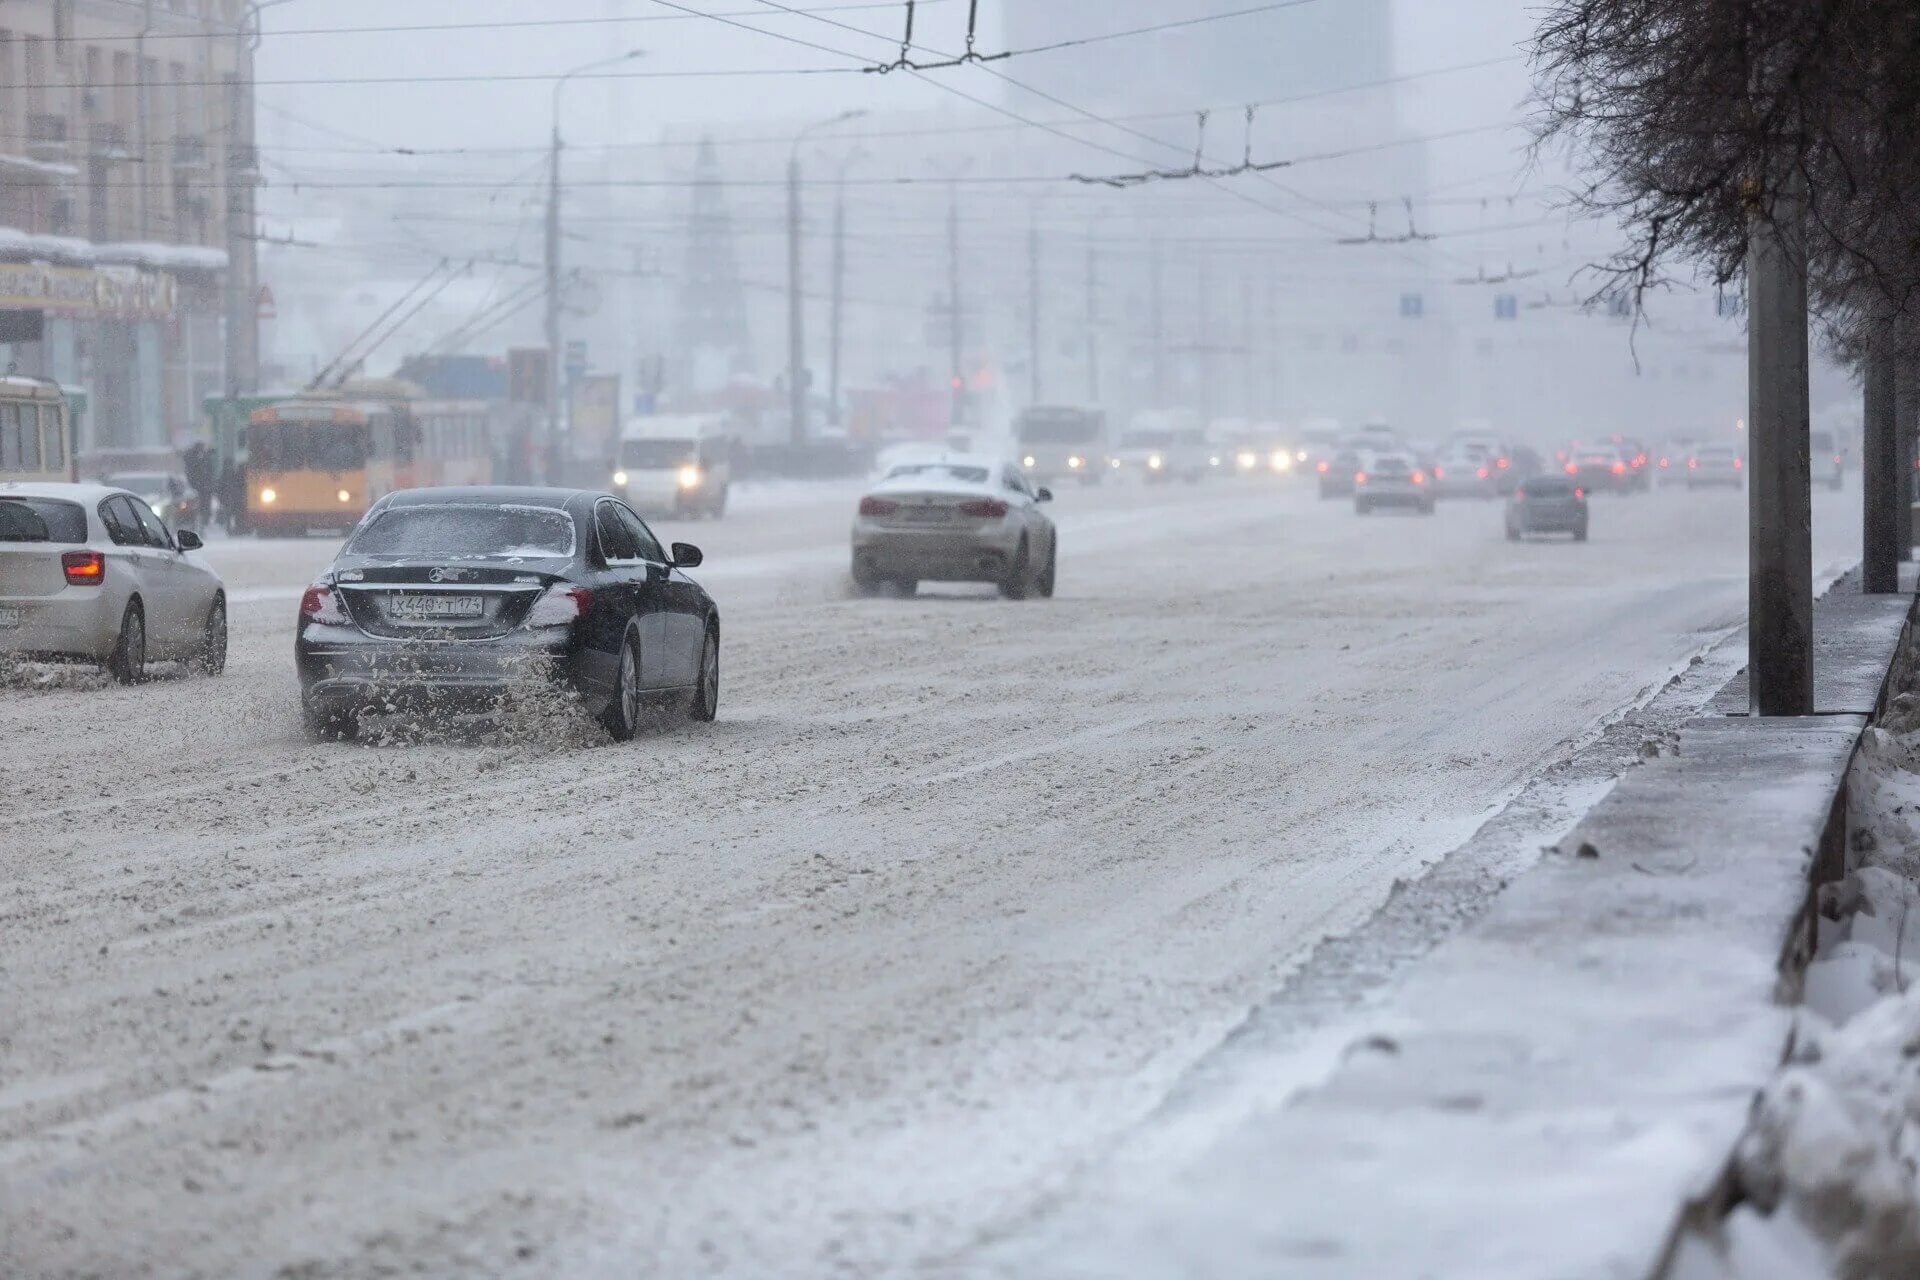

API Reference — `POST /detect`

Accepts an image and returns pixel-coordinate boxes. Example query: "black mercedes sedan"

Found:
[295,487,719,742]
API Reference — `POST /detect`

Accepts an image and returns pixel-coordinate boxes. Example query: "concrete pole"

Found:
[827,174,846,427]
[1863,307,1899,592]
[1149,232,1164,409]
[1900,359,1919,562]
[1745,172,1814,715]
[786,153,806,448]
[1084,224,1099,404]
[1027,208,1041,405]
[1241,269,1255,419]
[544,122,562,483]
[948,179,963,427]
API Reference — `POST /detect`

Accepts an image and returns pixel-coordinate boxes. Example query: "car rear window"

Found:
[0,496,87,543]
[1525,477,1574,496]
[883,463,990,484]
[345,503,575,560]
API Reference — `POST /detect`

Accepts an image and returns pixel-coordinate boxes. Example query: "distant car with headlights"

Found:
[1353,451,1435,515]
[611,414,731,518]
[1015,403,1108,485]
[1685,443,1744,490]
[1566,446,1631,494]
[1505,474,1589,541]
[0,482,226,682]
[1115,410,1209,482]
[1317,448,1363,499]
[1434,442,1497,498]
[850,455,1056,599]
[295,486,719,742]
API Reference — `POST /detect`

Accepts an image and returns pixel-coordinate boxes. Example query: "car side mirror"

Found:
[1036,487,1053,503]
[671,542,703,569]
[174,529,203,551]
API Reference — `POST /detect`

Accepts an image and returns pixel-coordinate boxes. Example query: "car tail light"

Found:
[1476,466,1489,479]
[1659,456,1670,468]
[1634,453,1647,467]
[1513,487,1527,500]
[61,550,105,586]
[1564,462,1578,474]
[526,583,591,627]
[1411,470,1426,485]
[1574,487,1586,499]
[1733,457,1743,469]
[299,582,352,626]
[958,498,1010,518]
[1354,471,1368,486]
[1834,454,1843,464]
[1496,457,1510,470]
[1317,460,1329,473]
[1611,462,1626,475]
[858,496,900,517]
[1434,465,1445,479]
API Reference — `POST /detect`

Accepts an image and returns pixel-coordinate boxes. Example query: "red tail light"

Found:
[1733,457,1742,469]
[1573,487,1585,499]
[1513,487,1526,500]
[1689,458,1698,468]
[1564,462,1578,474]
[1834,454,1843,464]
[300,583,352,626]
[61,550,105,586]
[1316,460,1329,473]
[1411,471,1426,485]
[526,583,592,627]
[858,496,901,517]
[1495,457,1510,470]
[1659,456,1669,468]
[957,498,1010,519]
[1476,466,1489,479]
[1354,471,1368,486]
[1434,466,1445,479]
[1611,462,1626,475]
[1634,453,1647,467]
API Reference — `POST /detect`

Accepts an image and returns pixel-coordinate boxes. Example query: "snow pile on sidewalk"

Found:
[1692,723,1920,1279]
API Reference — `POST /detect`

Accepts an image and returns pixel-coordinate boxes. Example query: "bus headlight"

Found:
[259,487,277,505]
[337,488,352,503]
[677,465,703,490]
[1148,454,1163,470]
[1022,455,1037,468]
[612,470,629,487]
[1236,451,1257,470]
[1067,455,1084,469]
[1271,450,1292,472]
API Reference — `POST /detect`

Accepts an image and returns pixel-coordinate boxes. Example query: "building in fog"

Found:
[0,0,256,467]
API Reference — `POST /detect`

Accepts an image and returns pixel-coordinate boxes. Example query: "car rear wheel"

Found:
[689,626,719,722]
[1574,525,1589,542]
[302,701,360,743]
[852,561,886,597]
[1000,539,1032,600]
[1037,541,1057,598]
[194,595,228,676]
[1506,524,1521,542]
[601,629,644,742]
[106,601,145,684]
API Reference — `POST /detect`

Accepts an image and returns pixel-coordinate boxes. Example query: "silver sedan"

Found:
[0,482,227,681]
[850,455,1058,599]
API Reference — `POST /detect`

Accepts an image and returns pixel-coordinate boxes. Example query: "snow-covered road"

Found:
[0,477,1861,1276]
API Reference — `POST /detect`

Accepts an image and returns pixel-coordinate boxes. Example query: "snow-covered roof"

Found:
[0,153,79,180]
[0,226,228,272]
[0,226,96,264]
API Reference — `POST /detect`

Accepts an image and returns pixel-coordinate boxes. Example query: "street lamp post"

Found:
[547,49,643,484]
[786,110,865,451]
[827,146,867,428]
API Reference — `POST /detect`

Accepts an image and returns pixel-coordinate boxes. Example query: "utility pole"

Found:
[1241,269,1256,419]
[1027,207,1041,405]
[1745,170,1814,715]
[827,166,848,426]
[224,3,269,406]
[1150,232,1165,409]
[1197,247,1214,424]
[948,177,963,426]
[1863,304,1899,593]
[786,150,806,448]
[545,120,563,483]
[1085,223,1099,404]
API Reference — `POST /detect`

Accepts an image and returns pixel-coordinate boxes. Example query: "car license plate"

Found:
[0,607,20,628]
[900,506,949,523]
[387,594,485,620]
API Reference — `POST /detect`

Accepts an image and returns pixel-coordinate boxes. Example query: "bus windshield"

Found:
[249,421,369,472]
[620,439,698,468]
[1016,411,1100,444]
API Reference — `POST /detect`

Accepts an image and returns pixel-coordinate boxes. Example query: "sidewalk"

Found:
[978,568,1917,1280]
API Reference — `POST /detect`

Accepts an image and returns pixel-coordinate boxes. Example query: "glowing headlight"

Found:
[1148,454,1163,470]
[1022,455,1037,468]
[336,488,352,504]
[1110,457,1121,468]
[1296,449,1308,462]
[1067,455,1084,469]
[677,464,703,490]
[1271,450,1292,473]
[612,470,629,487]
[259,487,277,505]
[1236,451,1257,470]
[1209,456,1221,467]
